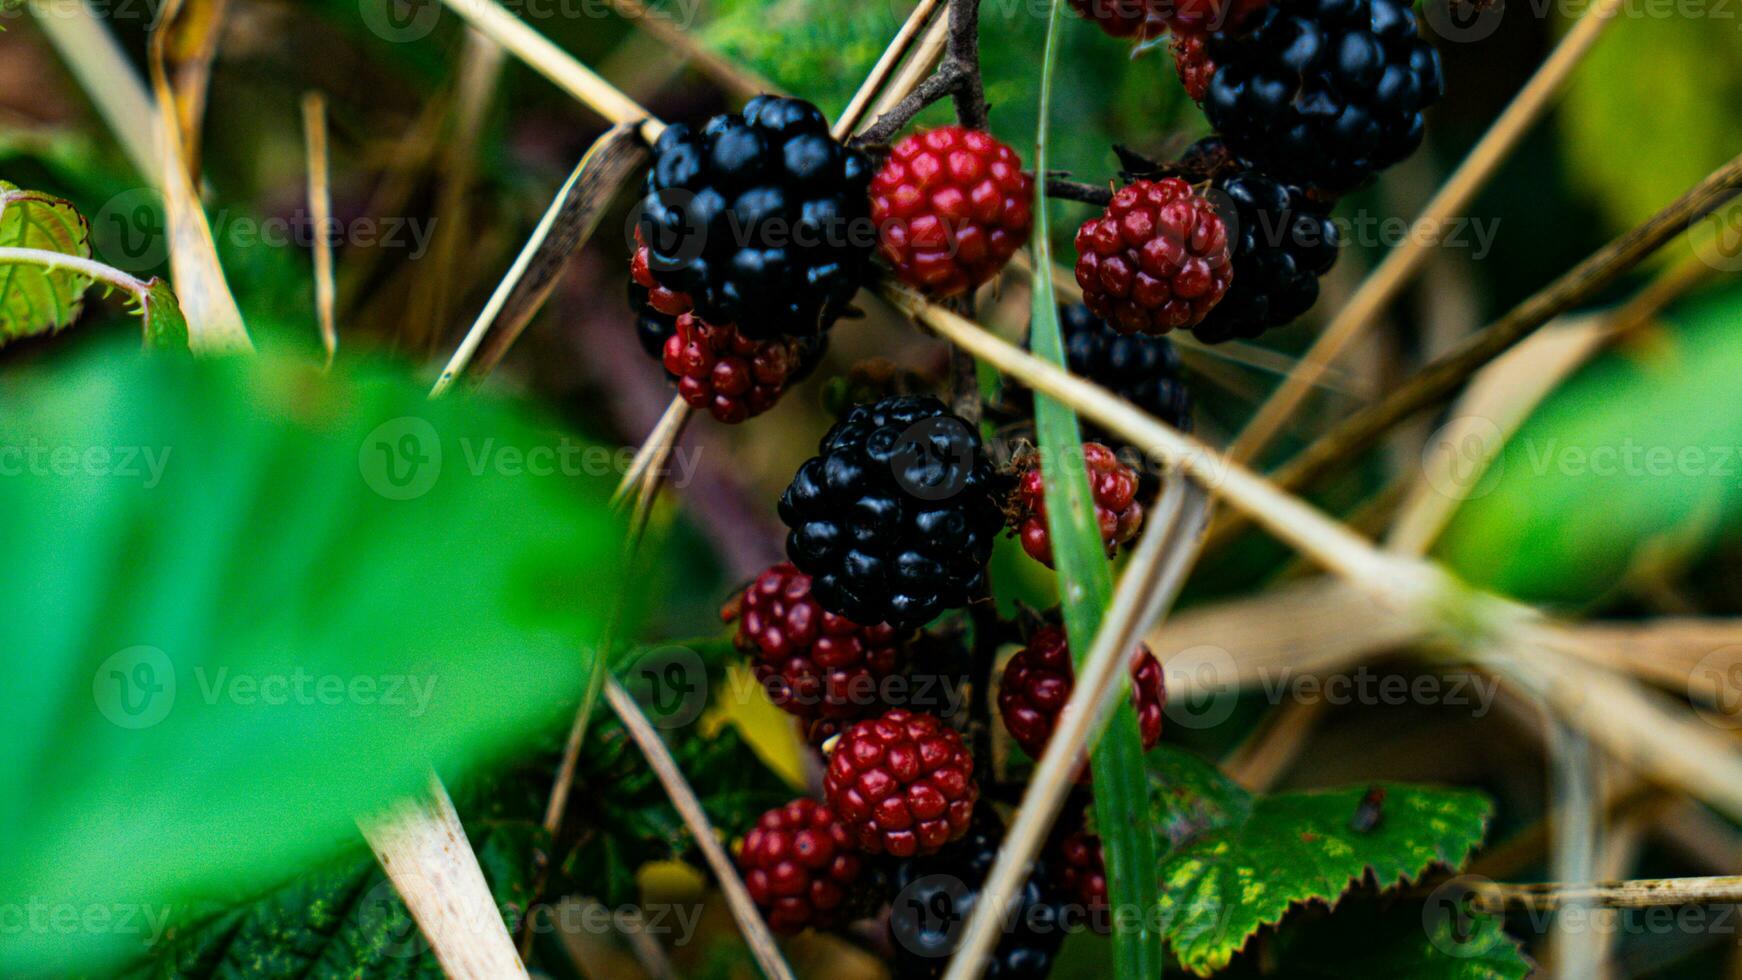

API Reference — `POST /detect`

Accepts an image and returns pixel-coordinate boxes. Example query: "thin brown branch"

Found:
[1468,874,1742,913]
[1229,0,1627,465]
[1043,176,1112,205]
[1206,151,1742,552]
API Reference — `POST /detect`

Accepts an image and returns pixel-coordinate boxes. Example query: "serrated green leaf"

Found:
[0,337,630,975]
[1269,895,1532,980]
[0,180,94,341]
[1145,745,1251,850]
[1155,777,1493,976]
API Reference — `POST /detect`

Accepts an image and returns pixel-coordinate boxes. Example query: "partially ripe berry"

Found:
[738,798,867,933]
[1009,442,1144,568]
[662,313,808,424]
[727,562,905,738]
[871,126,1033,297]
[997,625,1165,778]
[1074,177,1233,335]
[1052,828,1111,934]
[823,708,977,857]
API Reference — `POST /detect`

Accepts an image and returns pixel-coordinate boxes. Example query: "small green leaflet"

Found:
[1146,747,1502,976]
[0,180,93,341]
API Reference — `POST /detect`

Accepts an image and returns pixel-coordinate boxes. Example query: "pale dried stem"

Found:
[608,0,778,99]
[612,397,693,508]
[436,0,665,143]
[1470,874,1742,913]
[28,0,162,185]
[360,771,531,980]
[865,12,952,129]
[603,679,797,980]
[942,479,1210,980]
[1230,0,1627,465]
[834,0,948,140]
[301,92,338,368]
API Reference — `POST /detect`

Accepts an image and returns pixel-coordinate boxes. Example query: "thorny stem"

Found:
[853,0,986,146]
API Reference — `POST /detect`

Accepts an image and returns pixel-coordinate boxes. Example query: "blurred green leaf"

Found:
[1559,15,1742,235]
[0,338,629,975]
[1147,747,1495,976]
[1436,286,1742,605]
[0,180,93,342]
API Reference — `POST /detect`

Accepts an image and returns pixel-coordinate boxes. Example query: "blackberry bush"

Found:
[637,95,873,338]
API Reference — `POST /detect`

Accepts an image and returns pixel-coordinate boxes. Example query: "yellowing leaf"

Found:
[0,181,94,342]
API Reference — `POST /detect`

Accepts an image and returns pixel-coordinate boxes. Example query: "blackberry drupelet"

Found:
[779,395,1004,629]
[1192,163,1340,343]
[888,809,1065,978]
[637,95,873,339]
[1203,0,1444,193]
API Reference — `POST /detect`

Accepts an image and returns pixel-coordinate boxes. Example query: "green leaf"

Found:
[0,180,94,341]
[1268,894,1532,980]
[1028,2,1163,975]
[1146,747,1495,976]
[1435,285,1742,605]
[0,337,629,975]
[1559,14,1742,236]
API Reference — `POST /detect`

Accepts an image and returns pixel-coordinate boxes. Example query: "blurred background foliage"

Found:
[2,0,1741,975]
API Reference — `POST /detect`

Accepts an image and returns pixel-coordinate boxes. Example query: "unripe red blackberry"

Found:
[727,563,905,736]
[662,313,807,424]
[871,126,1033,297]
[1052,829,1111,934]
[1008,443,1144,569]
[738,798,867,933]
[1067,0,1268,41]
[1073,178,1232,335]
[1173,32,1215,102]
[997,625,1165,775]
[823,708,977,857]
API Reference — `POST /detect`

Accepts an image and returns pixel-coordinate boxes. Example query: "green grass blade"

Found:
[1027,2,1162,975]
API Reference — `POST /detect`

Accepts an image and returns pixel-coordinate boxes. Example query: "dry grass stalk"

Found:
[834,0,947,139]
[300,92,338,368]
[28,0,162,185]
[359,771,532,980]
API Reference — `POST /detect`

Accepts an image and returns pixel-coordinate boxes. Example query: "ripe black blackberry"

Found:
[779,395,1004,629]
[1203,0,1443,193]
[888,810,1065,979]
[1056,304,1193,434]
[637,95,873,339]
[1194,165,1340,343]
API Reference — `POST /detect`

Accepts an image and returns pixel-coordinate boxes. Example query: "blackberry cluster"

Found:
[1203,0,1444,192]
[638,95,873,338]
[779,395,1004,629]
[1194,162,1341,343]
[888,809,1065,979]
